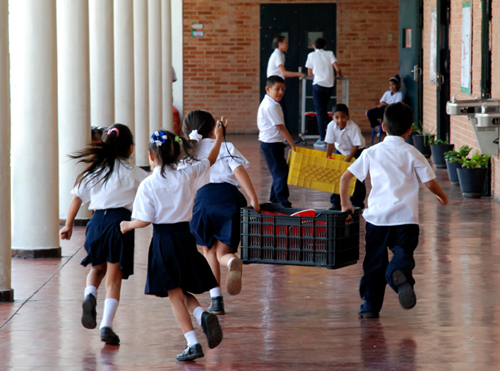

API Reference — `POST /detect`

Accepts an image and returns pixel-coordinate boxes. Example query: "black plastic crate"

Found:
[240,203,360,269]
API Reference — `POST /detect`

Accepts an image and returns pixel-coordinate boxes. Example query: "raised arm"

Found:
[234,166,260,213]
[206,118,226,166]
[424,179,449,205]
[60,195,83,240]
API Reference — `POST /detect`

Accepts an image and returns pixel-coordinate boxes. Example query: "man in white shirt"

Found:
[305,38,343,148]
[339,102,448,319]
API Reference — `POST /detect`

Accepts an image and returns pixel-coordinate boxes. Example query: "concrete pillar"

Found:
[114,0,135,135]
[10,0,61,258]
[0,0,13,300]
[89,0,114,128]
[149,0,162,133]
[134,0,150,167]
[161,0,173,131]
[57,0,92,223]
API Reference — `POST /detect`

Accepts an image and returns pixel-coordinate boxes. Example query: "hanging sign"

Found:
[461,1,472,94]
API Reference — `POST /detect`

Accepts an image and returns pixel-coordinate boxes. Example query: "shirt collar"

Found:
[383,135,406,143]
[265,94,280,105]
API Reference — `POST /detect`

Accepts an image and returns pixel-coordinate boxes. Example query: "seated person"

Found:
[366,75,403,131]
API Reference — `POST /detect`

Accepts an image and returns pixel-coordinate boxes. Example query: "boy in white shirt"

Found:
[340,102,448,318]
[305,37,343,148]
[258,75,296,208]
[325,104,366,210]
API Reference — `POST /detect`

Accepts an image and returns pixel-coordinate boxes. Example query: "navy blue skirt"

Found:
[190,182,247,251]
[81,208,134,279]
[145,222,218,297]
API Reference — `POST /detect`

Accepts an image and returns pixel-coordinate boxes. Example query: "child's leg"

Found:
[385,225,419,309]
[81,263,106,329]
[215,240,242,296]
[203,245,225,314]
[184,292,223,349]
[260,142,290,206]
[366,107,385,128]
[99,262,123,345]
[359,223,390,316]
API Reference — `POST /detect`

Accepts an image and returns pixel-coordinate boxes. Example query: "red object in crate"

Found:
[290,209,316,217]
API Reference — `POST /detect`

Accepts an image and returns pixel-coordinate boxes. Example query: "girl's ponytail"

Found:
[149,130,196,177]
[182,110,216,147]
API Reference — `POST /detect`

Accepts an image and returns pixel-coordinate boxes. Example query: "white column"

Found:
[10,0,60,257]
[149,0,162,133]
[57,0,92,222]
[0,0,12,300]
[89,0,114,128]
[171,0,183,118]
[134,0,150,167]
[114,0,135,135]
[161,0,173,131]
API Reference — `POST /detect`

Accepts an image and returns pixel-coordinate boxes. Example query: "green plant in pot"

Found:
[428,138,454,169]
[411,125,434,159]
[456,151,491,198]
[444,145,471,186]
[405,123,420,145]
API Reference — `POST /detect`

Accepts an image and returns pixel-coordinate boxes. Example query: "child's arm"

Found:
[424,179,449,205]
[276,124,296,151]
[206,119,227,166]
[234,166,260,213]
[120,219,150,234]
[307,68,313,77]
[340,170,355,219]
[345,146,359,163]
[60,195,83,240]
[278,65,306,79]
[326,143,336,158]
[333,62,343,77]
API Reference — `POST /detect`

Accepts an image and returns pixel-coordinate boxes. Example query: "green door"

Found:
[260,4,337,135]
[399,0,423,128]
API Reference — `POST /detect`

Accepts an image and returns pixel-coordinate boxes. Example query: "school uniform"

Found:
[267,49,285,79]
[366,90,404,128]
[347,136,435,314]
[305,49,338,141]
[325,119,366,208]
[258,94,291,208]
[186,138,249,251]
[72,159,148,279]
[132,159,218,297]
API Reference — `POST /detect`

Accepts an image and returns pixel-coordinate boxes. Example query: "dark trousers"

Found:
[330,149,366,208]
[312,84,333,141]
[260,142,291,208]
[366,106,386,128]
[359,223,419,314]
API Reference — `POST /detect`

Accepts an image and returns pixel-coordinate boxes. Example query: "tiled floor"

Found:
[2,134,500,370]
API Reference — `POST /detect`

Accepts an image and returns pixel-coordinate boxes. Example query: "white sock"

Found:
[184,330,198,347]
[210,287,221,298]
[84,285,97,300]
[193,306,204,326]
[227,257,236,269]
[99,298,119,329]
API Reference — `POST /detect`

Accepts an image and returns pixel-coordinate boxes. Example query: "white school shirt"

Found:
[132,159,210,224]
[304,49,337,88]
[257,94,285,143]
[347,136,435,226]
[380,90,403,104]
[71,159,149,212]
[324,120,366,156]
[191,138,250,187]
[267,49,285,79]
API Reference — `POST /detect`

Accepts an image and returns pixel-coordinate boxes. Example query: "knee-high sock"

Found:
[100,298,119,329]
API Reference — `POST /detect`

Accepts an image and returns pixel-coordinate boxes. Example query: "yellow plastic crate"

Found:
[287,147,357,196]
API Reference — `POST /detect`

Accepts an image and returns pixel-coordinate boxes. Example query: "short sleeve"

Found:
[221,142,250,171]
[349,124,364,147]
[266,104,285,127]
[132,182,155,222]
[71,180,91,205]
[413,152,436,183]
[380,91,390,103]
[324,121,336,144]
[305,53,313,69]
[330,51,337,64]
[186,158,211,191]
[394,91,403,103]
[347,150,370,182]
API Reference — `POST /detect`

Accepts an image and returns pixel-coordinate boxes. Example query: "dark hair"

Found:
[71,123,134,188]
[149,130,195,177]
[389,75,401,86]
[314,37,326,49]
[332,103,349,116]
[267,75,285,88]
[182,110,216,142]
[383,102,413,136]
[272,35,286,49]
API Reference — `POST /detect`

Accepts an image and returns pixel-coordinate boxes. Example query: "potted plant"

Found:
[411,125,434,158]
[456,152,491,198]
[444,145,471,185]
[429,138,454,169]
[405,123,420,145]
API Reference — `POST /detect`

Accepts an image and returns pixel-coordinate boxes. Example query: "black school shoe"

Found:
[81,294,97,329]
[100,327,120,345]
[392,270,417,309]
[201,312,223,349]
[176,343,204,361]
[208,296,225,315]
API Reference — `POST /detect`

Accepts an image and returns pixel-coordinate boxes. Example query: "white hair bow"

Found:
[189,129,203,142]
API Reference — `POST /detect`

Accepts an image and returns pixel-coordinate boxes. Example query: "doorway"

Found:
[260,3,337,135]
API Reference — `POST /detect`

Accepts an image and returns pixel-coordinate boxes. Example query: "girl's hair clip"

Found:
[188,130,203,142]
[108,128,120,137]
[151,130,168,146]
[174,136,181,143]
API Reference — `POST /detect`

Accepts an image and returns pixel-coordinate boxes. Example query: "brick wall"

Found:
[182,0,399,134]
